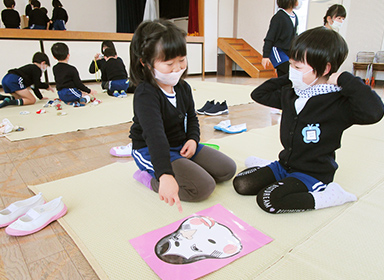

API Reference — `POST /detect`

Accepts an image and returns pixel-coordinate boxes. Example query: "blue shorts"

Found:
[268,161,326,192]
[53,20,66,30]
[2,74,25,93]
[30,24,46,30]
[269,47,289,68]
[57,88,82,103]
[132,143,204,178]
[108,79,129,92]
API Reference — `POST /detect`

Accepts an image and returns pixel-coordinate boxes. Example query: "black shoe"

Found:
[196,100,215,114]
[204,101,229,116]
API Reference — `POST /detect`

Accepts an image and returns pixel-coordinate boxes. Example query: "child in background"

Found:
[261,0,299,77]
[25,0,32,17]
[323,4,346,32]
[233,27,384,214]
[89,40,115,91]
[51,42,97,105]
[0,52,54,108]
[1,0,20,28]
[51,0,68,30]
[28,0,49,29]
[129,19,236,212]
[102,47,129,97]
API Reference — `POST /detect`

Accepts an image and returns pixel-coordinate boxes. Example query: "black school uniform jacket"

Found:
[8,64,49,99]
[51,7,68,22]
[130,81,200,180]
[251,72,384,183]
[262,9,298,58]
[28,8,49,27]
[102,57,128,81]
[1,9,20,28]
[53,62,91,93]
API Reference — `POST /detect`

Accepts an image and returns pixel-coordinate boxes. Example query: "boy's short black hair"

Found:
[31,0,40,8]
[290,27,348,78]
[4,0,15,8]
[323,4,347,25]
[103,47,117,58]
[277,0,297,9]
[51,42,69,61]
[40,7,47,14]
[32,52,50,66]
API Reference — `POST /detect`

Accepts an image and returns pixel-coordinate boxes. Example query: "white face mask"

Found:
[294,0,302,10]
[330,20,343,32]
[289,66,318,91]
[154,68,186,86]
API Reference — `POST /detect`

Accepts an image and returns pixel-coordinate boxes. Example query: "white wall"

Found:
[10,0,116,32]
[204,0,218,72]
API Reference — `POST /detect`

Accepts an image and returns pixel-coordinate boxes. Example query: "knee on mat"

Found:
[233,167,264,195]
[178,175,216,202]
[256,184,281,214]
[214,158,237,183]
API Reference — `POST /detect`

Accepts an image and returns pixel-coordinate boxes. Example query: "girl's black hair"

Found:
[52,0,62,8]
[323,4,347,25]
[290,27,348,78]
[101,40,115,54]
[129,19,187,88]
[277,0,297,10]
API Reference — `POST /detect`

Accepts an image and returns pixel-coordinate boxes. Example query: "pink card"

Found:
[129,204,273,280]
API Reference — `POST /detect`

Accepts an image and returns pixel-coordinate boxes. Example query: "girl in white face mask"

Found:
[234,27,384,215]
[129,19,237,213]
[323,4,346,32]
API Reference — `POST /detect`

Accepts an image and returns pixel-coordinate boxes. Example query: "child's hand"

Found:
[261,58,271,69]
[94,53,102,60]
[89,89,97,96]
[180,139,197,159]
[47,85,55,92]
[327,72,342,86]
[159,174,183,213]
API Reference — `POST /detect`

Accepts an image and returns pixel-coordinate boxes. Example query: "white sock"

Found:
[245,156,272,168]
[311,182,357,210]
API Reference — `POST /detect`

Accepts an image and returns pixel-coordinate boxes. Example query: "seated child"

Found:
[0,52,54,108]
[51,42,97,105]
[28,0,49,29]
[89,41,115,91]
[233,27,384,214]
[1,0,20,29]
[102,47,129,97]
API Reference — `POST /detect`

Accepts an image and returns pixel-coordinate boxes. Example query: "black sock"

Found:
[0,94,15,101]
[0,98,23,108]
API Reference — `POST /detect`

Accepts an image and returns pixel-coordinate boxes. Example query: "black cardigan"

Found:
[262,9,298,58]
[251,72,384,183]
[130,80,200,179]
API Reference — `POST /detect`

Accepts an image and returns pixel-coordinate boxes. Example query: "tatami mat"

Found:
[28,120,384,279]
[1,80,254,141]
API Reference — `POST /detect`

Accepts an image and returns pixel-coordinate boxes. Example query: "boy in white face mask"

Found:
[233,27,384,214]
[0,52,54,108]
[323,4,346,32]
[129,19,236,213]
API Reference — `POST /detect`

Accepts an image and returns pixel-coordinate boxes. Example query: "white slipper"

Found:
[245,156,273,168]
[0,192,45,228]
[110,143,132,157]
[6,197,67,236]
[214,120,231,131]
[221,123,247,134]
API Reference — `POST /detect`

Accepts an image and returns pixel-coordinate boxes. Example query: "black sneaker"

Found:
[196,100,215,114]
[204,101,229,116]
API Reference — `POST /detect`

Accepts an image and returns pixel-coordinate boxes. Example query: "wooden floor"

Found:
[0,73,383,279]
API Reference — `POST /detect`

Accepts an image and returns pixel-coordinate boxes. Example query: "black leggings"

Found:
[233,167,315,214]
